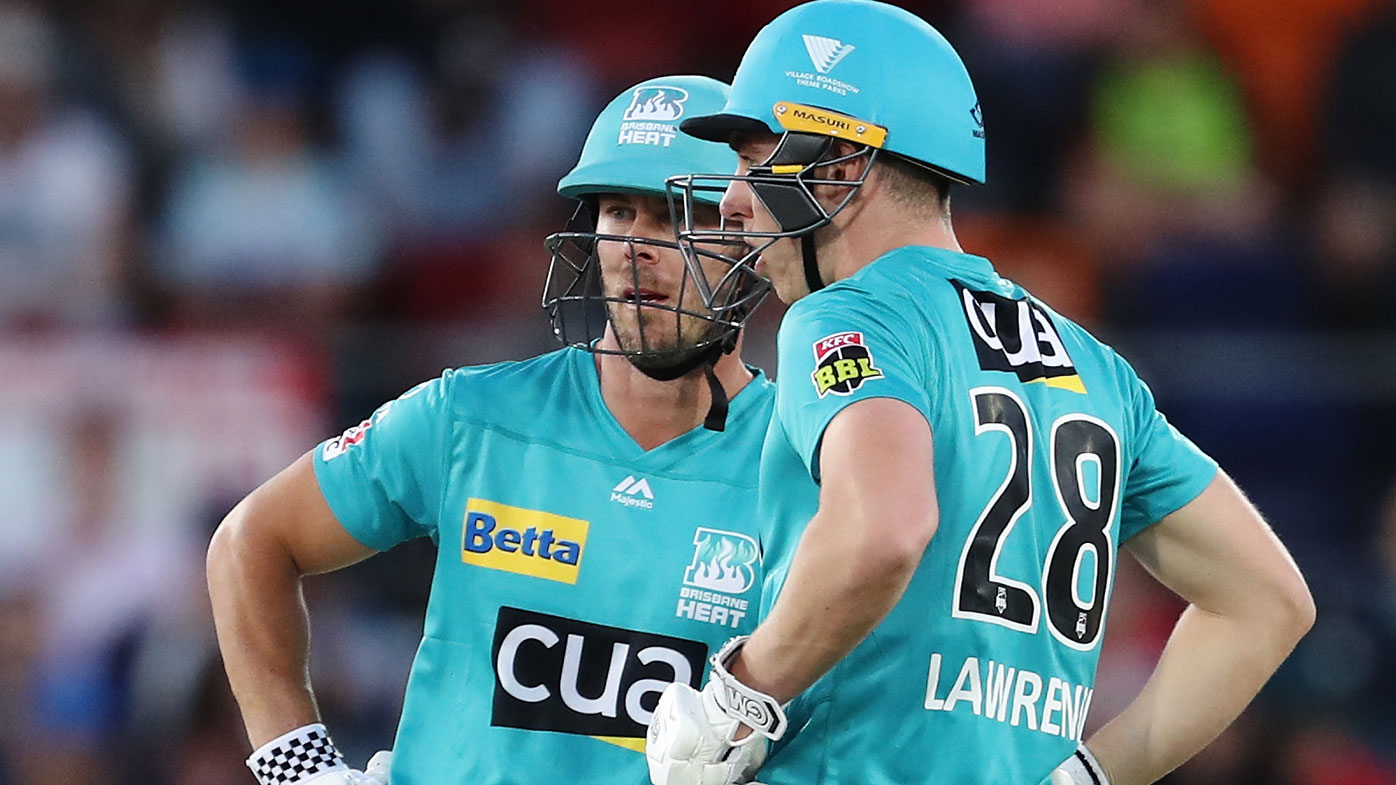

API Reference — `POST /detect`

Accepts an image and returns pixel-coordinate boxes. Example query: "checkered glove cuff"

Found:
[246,723,348,785]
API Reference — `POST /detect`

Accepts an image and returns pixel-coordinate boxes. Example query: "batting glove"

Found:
[1049,744,1110,785]
[246,724,390,785]
[646,636,787,785]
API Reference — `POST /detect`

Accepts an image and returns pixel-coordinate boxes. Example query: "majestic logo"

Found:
[971,102,986,139]
[803,34,855,74]
[954,281,1084,393]
[491,606,707,751]
[810,331,884,397]
[622,86,689,122]
[610,475,655,509]
[461,498,589,584]
[683,528,758,594]
[321,418,371,461]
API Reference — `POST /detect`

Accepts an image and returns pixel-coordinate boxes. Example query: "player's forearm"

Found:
[1085,601,1310,785]
[207,501,322,748]
[733,508,930,702]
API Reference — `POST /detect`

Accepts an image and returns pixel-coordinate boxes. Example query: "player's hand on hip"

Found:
[1049,744,1109,785]
[646,681,767,785]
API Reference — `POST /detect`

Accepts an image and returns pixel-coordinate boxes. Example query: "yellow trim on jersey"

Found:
[1027,375,1088,394]
[592,735,646,753]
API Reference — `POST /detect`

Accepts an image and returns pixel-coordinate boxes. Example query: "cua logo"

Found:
[491,607,707,749]
[954,281,1084,393]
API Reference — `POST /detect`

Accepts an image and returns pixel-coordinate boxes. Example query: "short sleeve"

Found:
[1118,371,1218,541]
[312,371,454,550]
[775,291,933,481]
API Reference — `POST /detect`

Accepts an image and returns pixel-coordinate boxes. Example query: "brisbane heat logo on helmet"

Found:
[618,86,688,147]
[622,86,689,122]
[810,331,884,397]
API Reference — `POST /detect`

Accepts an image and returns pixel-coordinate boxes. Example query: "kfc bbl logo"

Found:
[810,331,883,397]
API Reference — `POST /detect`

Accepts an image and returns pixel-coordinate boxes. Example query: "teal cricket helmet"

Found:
[681,0,985,184]
[557,75,739,202]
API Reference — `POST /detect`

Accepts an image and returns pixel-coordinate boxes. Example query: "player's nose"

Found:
[720,179,753,224]
[626,211,669,261]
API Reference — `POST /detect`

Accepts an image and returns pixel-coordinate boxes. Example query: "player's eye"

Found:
[605,205,635,222]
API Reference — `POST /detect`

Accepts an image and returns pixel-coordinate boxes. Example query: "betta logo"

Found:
[460,498,589,585]
[622,86,689,122]
[683,528,758,594]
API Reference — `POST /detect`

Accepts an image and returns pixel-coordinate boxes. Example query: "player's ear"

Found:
[809,141,867,209]
[823,140,867,182]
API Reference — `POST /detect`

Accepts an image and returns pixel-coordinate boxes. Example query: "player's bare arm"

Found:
[1082,472,1315,785]
[207,452,376,748]
[731,397,938,701]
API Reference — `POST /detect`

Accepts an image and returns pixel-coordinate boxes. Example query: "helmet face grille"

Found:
[541,203,768,372]
[665,131,878,308]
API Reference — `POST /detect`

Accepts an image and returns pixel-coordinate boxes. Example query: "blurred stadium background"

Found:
[0,0,1393,782]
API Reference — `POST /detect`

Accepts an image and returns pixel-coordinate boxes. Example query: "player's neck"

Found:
[594,336,754,451]
[821,203,962,284]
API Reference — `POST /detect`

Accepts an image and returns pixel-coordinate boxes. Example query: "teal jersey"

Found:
[757,248,1217,785]
[312,347,773,785]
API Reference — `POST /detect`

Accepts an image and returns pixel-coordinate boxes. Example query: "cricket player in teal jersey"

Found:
[645,4,1316,785]
[208,75,776,785]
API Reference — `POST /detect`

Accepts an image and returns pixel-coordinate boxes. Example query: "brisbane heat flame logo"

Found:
[683,528,758,594]
[622,86,689,122]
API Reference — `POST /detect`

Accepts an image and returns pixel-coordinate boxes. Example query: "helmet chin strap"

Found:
[801,227,825,295]
[626,337,736,431]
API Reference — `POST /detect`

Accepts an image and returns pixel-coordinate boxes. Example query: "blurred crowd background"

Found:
[0,0,1394,783]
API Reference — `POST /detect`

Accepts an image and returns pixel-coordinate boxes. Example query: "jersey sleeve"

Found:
[1118,368,1219,541]
[775,290,933,481]
[312,371,454,550]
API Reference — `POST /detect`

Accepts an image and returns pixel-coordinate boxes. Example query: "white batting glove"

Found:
[363,750,392,784]
[246,724,391,785]
[646,637,788,785]
[1049,744,1110,785]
